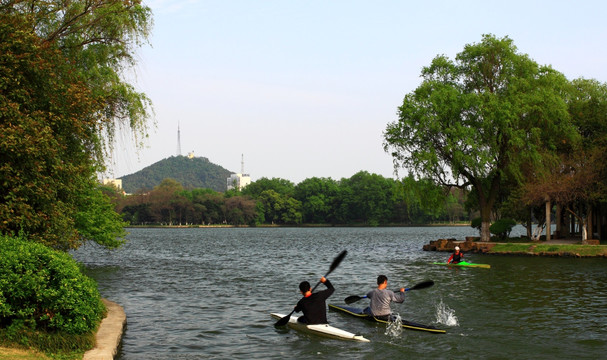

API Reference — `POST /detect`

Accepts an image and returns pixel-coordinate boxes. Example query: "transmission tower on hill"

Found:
[177,121,182,156]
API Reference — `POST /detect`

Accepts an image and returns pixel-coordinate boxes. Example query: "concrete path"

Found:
[83,299,126,360]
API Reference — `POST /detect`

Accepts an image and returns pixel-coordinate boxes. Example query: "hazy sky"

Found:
[106,0,607,184]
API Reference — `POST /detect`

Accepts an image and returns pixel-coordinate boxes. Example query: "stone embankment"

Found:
[423,237,496,253]
[83,299,126,360]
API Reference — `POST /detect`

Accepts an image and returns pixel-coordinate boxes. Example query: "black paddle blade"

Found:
[310,250,348,293]
[329,250,348,273]
[274,309,294,327]
[344,295,364,304]
[410,280,434,290]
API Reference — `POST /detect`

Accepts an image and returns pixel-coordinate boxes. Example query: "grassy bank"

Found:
[487,243,607,257]
[0,347,52,359]
[0,346,83,360]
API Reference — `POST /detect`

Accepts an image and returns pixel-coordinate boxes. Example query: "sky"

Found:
[105,0,607,185]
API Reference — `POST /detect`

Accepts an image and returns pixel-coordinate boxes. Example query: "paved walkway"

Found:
[83,299,126,360]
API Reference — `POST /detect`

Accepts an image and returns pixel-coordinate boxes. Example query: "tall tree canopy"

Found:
[0,1,152,250]
[384,34,578,241]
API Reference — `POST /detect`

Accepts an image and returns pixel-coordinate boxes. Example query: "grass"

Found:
[488,243,607,256]
[0,346,49,359]
[0,327,91,360]
[0,346,83,360]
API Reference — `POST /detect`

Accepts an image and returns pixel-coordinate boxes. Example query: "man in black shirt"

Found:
[294,277,334,324]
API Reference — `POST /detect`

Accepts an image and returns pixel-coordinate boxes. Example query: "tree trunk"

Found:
[545,200,551,242]
[555,204,562,239]
[581,222,588,242]
[480,203,492,242]
[587,205,593,240]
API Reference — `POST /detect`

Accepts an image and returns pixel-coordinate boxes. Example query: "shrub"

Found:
[470,217,482,235]
[489,218,517,240]
[0,235,106,337]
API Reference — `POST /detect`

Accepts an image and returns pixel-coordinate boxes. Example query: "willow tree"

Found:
[0,1,152,250]
[383,35,577,241]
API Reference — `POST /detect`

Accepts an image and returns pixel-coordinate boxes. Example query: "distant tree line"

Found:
[111,171,468,226]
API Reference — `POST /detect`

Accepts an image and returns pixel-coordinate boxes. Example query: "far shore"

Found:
[124,222,472,228]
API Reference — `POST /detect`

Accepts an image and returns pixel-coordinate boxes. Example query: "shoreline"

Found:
[124,223,472,229]
[83,298,126,360]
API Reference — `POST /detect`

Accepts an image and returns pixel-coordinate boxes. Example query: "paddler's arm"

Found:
[390,288,405,303]
[320,277,335,297]
[447,254,454,264]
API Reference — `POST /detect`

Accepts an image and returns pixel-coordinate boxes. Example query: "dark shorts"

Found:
[363,307,390,321]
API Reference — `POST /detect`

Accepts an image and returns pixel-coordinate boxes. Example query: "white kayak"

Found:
[271,313,370,342]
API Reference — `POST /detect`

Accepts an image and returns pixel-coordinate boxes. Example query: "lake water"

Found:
[71,227,607,359]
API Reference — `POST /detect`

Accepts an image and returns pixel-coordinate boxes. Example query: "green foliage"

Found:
[242,177,296,198]
[489,218,517,240]
[384,34,578,241]
[74,184,127,249]
[0,2,152,250]
[115,172,465,226]
[0,235,105,343]
[338,171,395,225]
[471,217,482,232]
[118,180,259,226]
[0,0,154,158]
[293,177,339,223]
[0,14,96,249]
[120,156,233,194]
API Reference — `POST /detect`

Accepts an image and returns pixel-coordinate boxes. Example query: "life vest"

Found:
[452,251,463,263]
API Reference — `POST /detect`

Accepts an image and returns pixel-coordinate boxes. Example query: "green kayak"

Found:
[433,261,491,269]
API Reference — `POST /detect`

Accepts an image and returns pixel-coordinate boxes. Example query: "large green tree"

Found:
[338,171,395,226]
[293,177,339,224]
[384,35,577,241]
[0,1,152,250]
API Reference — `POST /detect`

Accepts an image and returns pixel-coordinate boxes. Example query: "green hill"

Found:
[119,156,233,193]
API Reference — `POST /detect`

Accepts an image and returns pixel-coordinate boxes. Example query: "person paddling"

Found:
[294,276,334,324]
[447,246,464,264]
[363,275,405,320]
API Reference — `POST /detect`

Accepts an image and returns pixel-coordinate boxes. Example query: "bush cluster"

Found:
[490,218,517,240]
[0,235,106,338]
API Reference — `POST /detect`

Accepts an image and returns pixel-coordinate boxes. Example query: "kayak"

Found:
[328,304,446,334]
[433,261,491,269]
[270,313,370,342]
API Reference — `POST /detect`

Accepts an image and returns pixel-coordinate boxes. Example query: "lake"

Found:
[71,227,607,359]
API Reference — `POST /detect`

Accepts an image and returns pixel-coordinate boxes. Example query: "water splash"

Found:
[435,299,459,326]
[385,313,403,338]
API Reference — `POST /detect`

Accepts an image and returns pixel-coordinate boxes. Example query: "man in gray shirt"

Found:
[364,275,405,320]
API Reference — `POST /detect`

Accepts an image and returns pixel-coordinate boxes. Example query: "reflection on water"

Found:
[71,227,607,359]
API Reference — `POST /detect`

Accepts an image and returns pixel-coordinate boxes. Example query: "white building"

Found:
[227,154,251,191]
[227,173,251,191]
[102,178,122,189]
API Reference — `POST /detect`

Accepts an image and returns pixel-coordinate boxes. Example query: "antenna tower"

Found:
[177,121,182,156]
[241,154,245,174]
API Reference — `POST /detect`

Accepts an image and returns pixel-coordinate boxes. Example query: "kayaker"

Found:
[363,275,405,320]
[294,276,334,324]
[447,246,464,264]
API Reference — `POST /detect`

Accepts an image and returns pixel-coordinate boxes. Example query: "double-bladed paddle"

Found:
[274,250,348,327]
[343,280,435,305]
